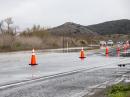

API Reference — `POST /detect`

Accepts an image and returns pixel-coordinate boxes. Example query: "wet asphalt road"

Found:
[0,49,130,97]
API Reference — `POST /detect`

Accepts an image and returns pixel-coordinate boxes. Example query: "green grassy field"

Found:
[107,83,130,97]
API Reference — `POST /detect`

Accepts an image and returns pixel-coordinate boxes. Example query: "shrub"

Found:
[0,34,14,50]
[12,36,43,50]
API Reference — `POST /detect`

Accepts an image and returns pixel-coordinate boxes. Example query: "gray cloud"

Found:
[0,0,129,29]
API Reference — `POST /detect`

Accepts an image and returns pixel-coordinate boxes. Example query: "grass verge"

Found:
[107,83,130,97]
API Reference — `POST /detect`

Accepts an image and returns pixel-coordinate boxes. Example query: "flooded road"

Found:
[0,49,130,97]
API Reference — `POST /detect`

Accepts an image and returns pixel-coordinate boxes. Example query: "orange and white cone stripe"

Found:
[29,48,38,66]
[79,47,86,58]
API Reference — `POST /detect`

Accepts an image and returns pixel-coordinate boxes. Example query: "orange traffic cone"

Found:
[29,49,38,66]
[79,47,86,58]
[117,47,120,52]
[117,51,120,57]
[116,46,120,52]
[106,46,109,55]
[123,44,127,53]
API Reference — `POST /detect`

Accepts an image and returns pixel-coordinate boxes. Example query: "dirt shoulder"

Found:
[83,88,108,97]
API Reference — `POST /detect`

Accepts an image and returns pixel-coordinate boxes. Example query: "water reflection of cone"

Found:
[29,49,38,66]
[106,54,109,57]
[79,47,86,58]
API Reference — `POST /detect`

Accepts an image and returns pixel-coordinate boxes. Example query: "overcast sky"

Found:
[0,0,129,29]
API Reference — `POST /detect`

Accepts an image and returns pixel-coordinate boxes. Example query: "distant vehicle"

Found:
[126,40,130,44]
[100,41,106,47]
[107,40,113,46]
[116,41,124,45]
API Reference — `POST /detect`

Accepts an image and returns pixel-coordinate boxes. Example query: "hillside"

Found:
[87,19,130,35]
[48,22,97,36]
[48,19,130,35]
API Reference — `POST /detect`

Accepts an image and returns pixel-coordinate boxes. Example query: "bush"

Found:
[109,84,125,93]
[0,34,14,50]
[12,36,43,49]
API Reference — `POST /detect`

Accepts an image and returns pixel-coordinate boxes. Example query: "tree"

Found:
[0,20,4,33]
[4,17,13,34]
[0,17,18,35]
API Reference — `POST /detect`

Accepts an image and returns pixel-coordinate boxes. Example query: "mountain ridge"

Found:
[87,19,130,35]
[48,22,97,36]
[48,19,130,35]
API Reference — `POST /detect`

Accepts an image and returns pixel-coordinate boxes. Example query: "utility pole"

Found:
[91,39,92,49]
[67,41,69,53]
[63,31,65,52]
